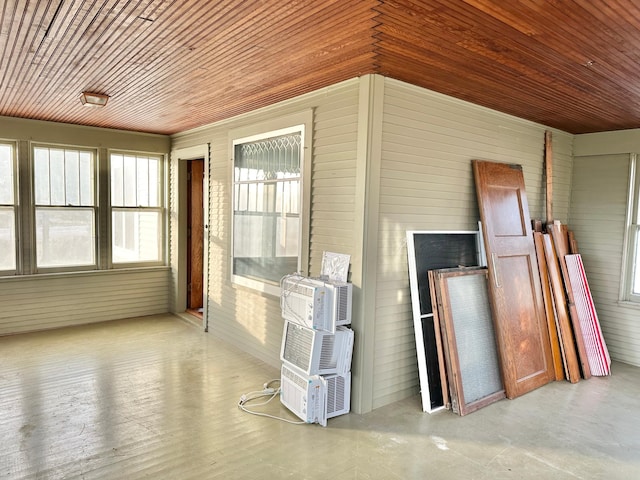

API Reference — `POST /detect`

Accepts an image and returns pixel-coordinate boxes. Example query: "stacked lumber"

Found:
[533,221,611,381]
[565,254,612,376]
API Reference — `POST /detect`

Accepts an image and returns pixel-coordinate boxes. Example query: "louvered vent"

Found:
[281,365,306,416]
[287,282,315,297]
[319,335,337,370]
[336,286,349,322]
[326,375,345,414]
[282,364,308,390]
[282,323,313,371]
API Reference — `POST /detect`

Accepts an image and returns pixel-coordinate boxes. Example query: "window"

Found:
[33,146,96,269]
[110,153,163,264]
[232,126,303,292]
[0,141,166,278]
[0,143,17,272]
[624,154,640,302]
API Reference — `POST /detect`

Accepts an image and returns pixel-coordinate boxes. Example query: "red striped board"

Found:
[564,254,611,376]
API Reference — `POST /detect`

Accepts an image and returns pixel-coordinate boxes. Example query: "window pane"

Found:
[36,208,95,268]
[137,157,149,207]
[0,207,16,270]
[112,210,161,263]
[50,149,66,205]
[34,148,51,205]
[277,215,299,257]
[65,150,80,205]
[233,212,298,283]
[148,158,159,207]
[80,152,93,206]
[0,145,13,204]
[233,131,302,285]
[633,230,640,295]
[34,147,94,207]
[123,155,137,206]
[111,154,124,206]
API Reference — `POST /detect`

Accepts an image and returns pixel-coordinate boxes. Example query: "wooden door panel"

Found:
[532,232,565,381]
[473,160,554,399]
[498,256,544,367]
[486,186,527,237]
[187,159,204,310]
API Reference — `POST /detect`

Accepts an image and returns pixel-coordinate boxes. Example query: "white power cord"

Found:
[237,379,306,425]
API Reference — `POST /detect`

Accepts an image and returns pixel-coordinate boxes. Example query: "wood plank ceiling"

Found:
[2,0,640,135]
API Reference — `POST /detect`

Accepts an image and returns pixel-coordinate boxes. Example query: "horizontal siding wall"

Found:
[0,116,171,336]
[171,79,361,369]
[570,153,640,367]
[372,78,573,409]
[309,89,360,275]
[0,269,171,335]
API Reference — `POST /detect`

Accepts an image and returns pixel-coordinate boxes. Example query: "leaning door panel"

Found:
[473,160,554,399]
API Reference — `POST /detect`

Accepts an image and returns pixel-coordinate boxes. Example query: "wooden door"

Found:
[472,160,554,399]
[187,159,204,311]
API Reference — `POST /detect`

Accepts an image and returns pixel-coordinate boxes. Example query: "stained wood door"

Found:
[472,160,554,399]
[187,159,204,311]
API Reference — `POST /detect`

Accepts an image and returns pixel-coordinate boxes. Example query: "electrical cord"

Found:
[237,379,306,425]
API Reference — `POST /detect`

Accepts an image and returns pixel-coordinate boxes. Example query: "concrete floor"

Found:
[1,314,639,479]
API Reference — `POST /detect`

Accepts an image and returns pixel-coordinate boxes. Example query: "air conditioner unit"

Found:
[280,363,351,427]
[280,321,354,376]
[280,274,352,333]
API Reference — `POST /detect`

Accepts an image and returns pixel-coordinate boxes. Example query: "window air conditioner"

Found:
[280,321,354,376]
[280,363,351,427]
[280,274,352,333]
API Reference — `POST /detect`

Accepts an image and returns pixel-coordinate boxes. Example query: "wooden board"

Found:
[542,234,581,383]
[545,130,553,225]
[472,160,554,398]
[427,271,450,411]
[548,223,591,379]
[565,254,611,376]
[568,230,579,254]
[533,232,565,381]
[430,267,505,416]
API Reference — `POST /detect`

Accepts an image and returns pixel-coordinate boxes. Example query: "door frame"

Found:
[172,144,210,331]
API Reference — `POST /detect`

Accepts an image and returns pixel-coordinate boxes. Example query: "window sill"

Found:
[616,299,640,310]
[0,265,170,283]
[231,274,281,298]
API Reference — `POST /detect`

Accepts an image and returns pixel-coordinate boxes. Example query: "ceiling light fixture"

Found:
[80,91,109,107]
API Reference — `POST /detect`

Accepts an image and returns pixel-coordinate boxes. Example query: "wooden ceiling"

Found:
[2,0,640,135]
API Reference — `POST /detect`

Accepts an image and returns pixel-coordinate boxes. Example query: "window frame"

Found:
[229,111,312,296]
[31,144,99,273]
[108,150,166,269]
[0,140,18,275]
[0,141,168,280]
[622,153,640,303]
